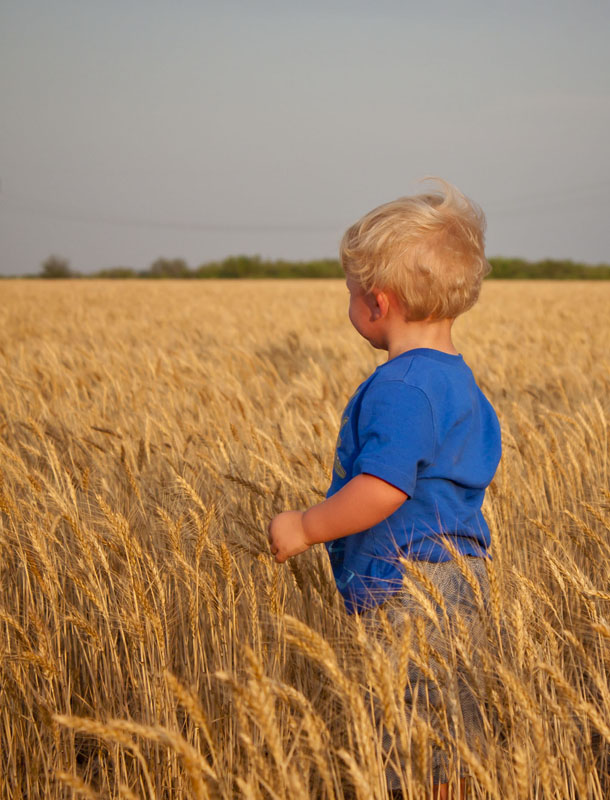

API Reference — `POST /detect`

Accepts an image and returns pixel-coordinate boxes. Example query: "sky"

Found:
[1,0,609,275]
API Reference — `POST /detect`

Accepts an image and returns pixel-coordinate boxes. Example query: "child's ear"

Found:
[371,290,390,320]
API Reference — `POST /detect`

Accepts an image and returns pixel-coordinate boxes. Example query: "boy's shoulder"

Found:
[369,348,472,392]
[360,348,499,444]
[362,348,494,427]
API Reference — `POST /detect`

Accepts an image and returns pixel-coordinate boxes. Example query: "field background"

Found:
[1,280,609,799]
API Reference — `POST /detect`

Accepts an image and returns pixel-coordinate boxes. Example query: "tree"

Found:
[94,267,138,279]
[40,255,72,279]
[148,258,191,278]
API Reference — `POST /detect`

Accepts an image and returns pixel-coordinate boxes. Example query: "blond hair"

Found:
[340,178,490,320]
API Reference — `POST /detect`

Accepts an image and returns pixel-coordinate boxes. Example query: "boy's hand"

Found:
[267,474,406,562]
[268,511,311,563]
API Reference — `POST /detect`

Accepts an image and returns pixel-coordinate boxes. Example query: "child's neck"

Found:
[385,317,458,361]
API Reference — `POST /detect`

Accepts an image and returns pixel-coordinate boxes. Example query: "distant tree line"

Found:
[32,253,610,280]
[486,257,610,279]
[36,255,345,279]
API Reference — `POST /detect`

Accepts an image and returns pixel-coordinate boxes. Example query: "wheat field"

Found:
[1,279,609,800]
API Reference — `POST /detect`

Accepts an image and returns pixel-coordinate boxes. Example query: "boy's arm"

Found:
[268,473,407,563]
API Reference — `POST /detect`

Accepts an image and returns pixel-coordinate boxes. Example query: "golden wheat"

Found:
[0,279,609,798]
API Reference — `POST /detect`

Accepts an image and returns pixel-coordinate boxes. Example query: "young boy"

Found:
[268,179,502,798]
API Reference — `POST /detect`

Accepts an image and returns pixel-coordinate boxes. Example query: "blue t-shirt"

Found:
[324,347,502,614]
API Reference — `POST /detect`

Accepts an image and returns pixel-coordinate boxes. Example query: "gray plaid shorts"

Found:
[357,557,490,788]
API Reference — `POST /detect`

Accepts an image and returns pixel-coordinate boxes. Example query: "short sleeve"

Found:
[352,379,435,498]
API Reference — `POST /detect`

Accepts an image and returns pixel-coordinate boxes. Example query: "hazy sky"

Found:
[1,0,609,275]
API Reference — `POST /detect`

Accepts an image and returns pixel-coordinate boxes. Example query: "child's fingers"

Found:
[268,517,280,558]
